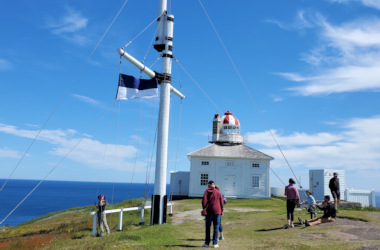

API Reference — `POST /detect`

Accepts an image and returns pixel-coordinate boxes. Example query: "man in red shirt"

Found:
[202,180,224,248]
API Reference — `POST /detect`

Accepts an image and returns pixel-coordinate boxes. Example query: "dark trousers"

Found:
[205,213,221,245]
[287,199,297,221]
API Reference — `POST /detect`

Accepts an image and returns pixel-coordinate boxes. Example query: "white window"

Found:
[226,161,235,167]
[200,173,209,185]
[252,163,260,168]
[252,176,259,188]
[201,161,209,166]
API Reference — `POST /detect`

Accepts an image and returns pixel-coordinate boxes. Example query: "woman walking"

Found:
[284,178,300,228]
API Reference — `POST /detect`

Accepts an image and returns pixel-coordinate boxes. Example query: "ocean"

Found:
[0,179,168,227]
[0,179,379,227]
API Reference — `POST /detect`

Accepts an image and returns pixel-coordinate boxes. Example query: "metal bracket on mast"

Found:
[116,48,184,99]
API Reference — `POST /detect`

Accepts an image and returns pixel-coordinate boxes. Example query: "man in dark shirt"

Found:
[329,172,340,211]
[299,195,336,227]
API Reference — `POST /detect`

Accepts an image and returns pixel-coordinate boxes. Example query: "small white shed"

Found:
[169,171,190,199]
[309,169,345,201]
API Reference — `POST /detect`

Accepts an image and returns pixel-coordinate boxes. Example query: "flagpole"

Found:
[151,0,174,225]
[117,0,182,225]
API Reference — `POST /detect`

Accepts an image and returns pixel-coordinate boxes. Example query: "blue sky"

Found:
[1,0,380,192]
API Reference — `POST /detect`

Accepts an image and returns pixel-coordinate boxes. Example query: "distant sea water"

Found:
[0,179,169,227]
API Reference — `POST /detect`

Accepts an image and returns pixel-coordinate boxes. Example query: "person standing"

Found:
[305,190,317,219]
[202,180,224,248]
[215,185,227,241]
[329,172,340,211]
[95,194,110,237]
[284,178,300,228]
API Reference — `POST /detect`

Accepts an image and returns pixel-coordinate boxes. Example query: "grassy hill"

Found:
[1,197,380,249]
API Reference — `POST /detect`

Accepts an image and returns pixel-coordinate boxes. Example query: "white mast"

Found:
[117,0,183,225]
[151,0,175,225]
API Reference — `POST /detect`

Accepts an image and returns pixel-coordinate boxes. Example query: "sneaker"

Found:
[305,220,310,227]
[213,244,219,248]
[314,212,317,217]
[219,236,224,240]
[283,224,289,229]
[291,224,294,228]
[202,244,209,248]
[298,217,304,225]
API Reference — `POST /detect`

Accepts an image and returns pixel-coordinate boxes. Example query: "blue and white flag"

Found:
[116,74,158,100]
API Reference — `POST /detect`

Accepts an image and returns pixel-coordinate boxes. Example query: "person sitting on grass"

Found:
[298,195,336,227]
[305,190,317,219]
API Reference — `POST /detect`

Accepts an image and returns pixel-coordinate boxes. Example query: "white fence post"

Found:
[118,210,123,231]
[169,203,173,216]
[90,203,173,233]
[345,188,349,202]
[371,189,376,207]
[92,214,97,237]
[139,207,145,225]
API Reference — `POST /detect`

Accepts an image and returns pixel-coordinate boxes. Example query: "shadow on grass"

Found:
[165,245,200,248]
[256,224,304,232]
[180,239,204,241]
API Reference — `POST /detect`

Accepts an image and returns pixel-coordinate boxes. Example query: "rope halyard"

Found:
[173,57,222,113]
[123,13,164,49]
[198,0,302,189]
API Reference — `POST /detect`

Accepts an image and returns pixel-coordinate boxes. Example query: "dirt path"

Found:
[172,207,271,225]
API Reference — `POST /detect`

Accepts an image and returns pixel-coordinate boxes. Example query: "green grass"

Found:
[1,198,380,249]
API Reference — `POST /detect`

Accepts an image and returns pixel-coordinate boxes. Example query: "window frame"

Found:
[201,160,210,166]
[252,175,260,188]
[225,160,235,167]
[251,162,260,168]
[200,173,209,186]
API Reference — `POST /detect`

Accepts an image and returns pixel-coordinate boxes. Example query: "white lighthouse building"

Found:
[170,110,274,199]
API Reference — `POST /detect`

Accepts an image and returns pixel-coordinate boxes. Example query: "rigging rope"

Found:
[123,13,164,49]
[0,108,113,226]
[173,57,222,113]
[0,0,131,193]
[198,0,302,188]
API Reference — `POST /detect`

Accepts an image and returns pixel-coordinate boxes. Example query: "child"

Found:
[215,185,227,240]
[94,194,110,237]
[306,190,317,219]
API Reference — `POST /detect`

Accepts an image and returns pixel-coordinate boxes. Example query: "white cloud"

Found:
[0,148,21,159]
[330,0,380,9]
[246,130,343,147]
[46,6,88,46]
[0,123,141,171]
[278,14,380,95]
[246,115,380,173]
[0,59,13,70]
[265,9,313,31]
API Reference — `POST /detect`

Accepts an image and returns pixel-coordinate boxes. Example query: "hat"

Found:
[208,180,215,185]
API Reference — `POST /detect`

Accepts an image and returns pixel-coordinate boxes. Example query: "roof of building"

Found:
[187,143,274,160]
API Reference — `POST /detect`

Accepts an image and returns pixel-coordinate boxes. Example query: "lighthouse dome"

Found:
[210,110,244,144]
[221,110,240,126]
